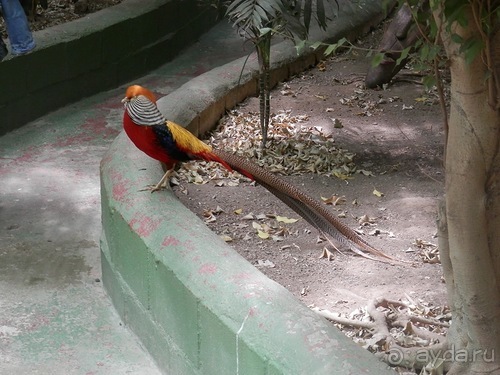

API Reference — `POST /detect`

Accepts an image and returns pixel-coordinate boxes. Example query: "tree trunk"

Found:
[437,5,500,374]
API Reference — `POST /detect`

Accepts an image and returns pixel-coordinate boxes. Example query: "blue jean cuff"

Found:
[11,41,36,55]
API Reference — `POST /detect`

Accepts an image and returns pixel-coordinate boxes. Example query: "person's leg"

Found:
[0,0,35,55]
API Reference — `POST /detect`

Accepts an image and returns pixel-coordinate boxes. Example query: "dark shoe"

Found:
[0,39,7,62]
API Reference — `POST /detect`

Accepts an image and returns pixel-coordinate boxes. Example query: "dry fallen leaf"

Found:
[357,169,375,176]
[358,214,376,226]
[256,259,275,268]
[257,230,270,239]
[173,108,358,184]
[316,61,327,71]
[220,235,233,242]
[333,171,353,180]
[204,215,216,223]
[413,238,437,248]
[319,247,335,261]
[321,194,346,206]
[330,118,343,128]
[203,209,221,223]
[276,215,299,224]
[280,89,296,96]
[373,189,384,197]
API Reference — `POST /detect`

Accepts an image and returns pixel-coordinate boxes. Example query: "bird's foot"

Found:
[139,182,169,193]
[139,170,175,193]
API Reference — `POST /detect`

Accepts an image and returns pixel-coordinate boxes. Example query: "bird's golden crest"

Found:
[125,85,157,104]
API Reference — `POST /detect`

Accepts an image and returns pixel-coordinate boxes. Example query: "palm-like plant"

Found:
[226,0,335,148]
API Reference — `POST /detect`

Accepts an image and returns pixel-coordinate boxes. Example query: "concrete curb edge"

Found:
[100,2,396,374]
[0,0,219,135]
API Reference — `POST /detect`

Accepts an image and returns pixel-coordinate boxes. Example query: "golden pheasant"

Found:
[122,85,401,263]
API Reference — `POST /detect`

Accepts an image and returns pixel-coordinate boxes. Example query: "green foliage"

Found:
[300,0,338,31]
[222,0,338,148]
[225,0,338,42]
[216,0,499,145]
[395,46,411,66]
[438,0,498,67]
[297,36,347,56]
[325,36,346,54]
[422,74,437,89]
[226,0,289,38]
[459,36,484,65]
[371,52,386,67]
[441,0,469,28]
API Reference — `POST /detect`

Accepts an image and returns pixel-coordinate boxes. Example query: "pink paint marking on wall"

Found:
[129,214,162,237]
[109,170,133,204]
[198,263,218,275]
[110,172,125,198]
[230,272,252,283]
[162,236,180,247]
[112,182,128,202]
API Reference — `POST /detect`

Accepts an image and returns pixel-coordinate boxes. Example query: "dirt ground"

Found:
[175,29,448,326]
[6,0,448,322]
[5,1,448,365]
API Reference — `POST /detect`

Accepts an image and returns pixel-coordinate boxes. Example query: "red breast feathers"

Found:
[122,85,233,172]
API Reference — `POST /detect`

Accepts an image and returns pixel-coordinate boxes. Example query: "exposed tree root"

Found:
[377,342,450,373]
[312,296,451,373]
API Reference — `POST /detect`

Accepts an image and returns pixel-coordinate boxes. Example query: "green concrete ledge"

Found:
[0,0,219,135]
[100,1,396,373]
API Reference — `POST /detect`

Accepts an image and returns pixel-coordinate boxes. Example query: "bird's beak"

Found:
[121,97,129,107]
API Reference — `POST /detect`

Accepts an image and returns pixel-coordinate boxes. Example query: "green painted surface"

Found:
[101,237,201,375]
[236,339,268,375]
[150,259,200,364]
[98,1,400,374]
[0,10,269,375]
[0,0,219,135]
[199,304,238,374]
[101,132,396,374]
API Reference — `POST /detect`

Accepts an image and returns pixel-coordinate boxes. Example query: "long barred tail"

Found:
[200,150,255,181]
[214,149,402,264]
[122,87,400,262]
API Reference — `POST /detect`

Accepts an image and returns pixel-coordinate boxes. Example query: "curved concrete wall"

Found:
[0,0,219,135]
[100,1,396,373]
